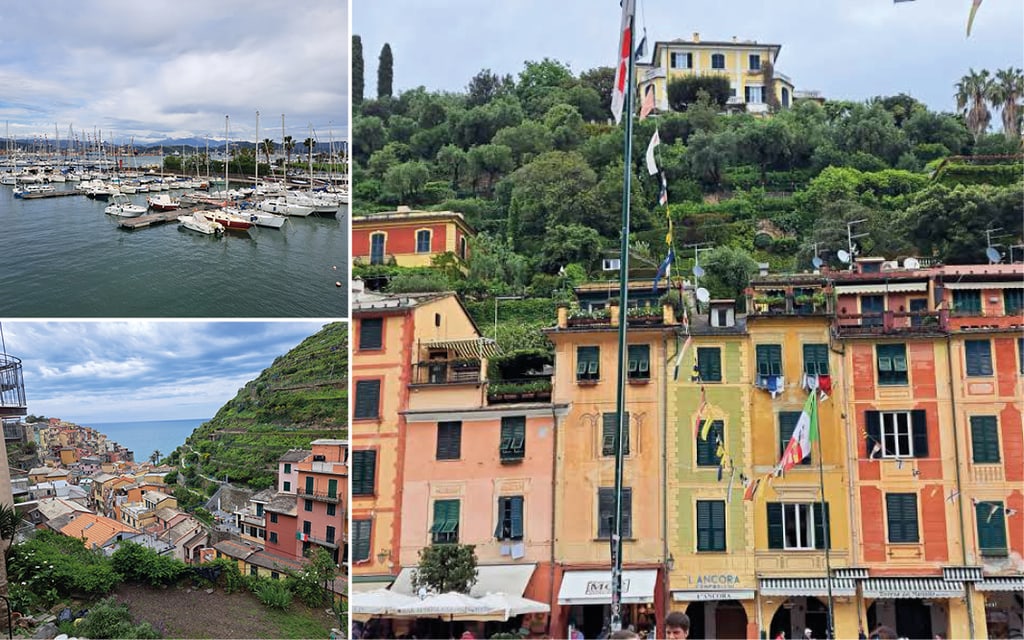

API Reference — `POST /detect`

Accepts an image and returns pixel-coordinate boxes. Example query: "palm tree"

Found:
[283,135,295,171]
[261,138,276,168]
[955,68,994,140]
[303,137,316,161]
[990,67,1024,142]
[149,449,162,464]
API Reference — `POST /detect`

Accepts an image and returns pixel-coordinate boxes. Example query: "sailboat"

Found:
[250,110,287,229]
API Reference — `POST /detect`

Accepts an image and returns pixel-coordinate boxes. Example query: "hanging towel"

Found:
[817,374,832,398]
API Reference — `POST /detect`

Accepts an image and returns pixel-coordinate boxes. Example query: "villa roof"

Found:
[213,540,305,574]
[61,513,138,549]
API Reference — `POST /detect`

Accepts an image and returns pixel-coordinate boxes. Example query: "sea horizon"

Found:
[78,417,209,463]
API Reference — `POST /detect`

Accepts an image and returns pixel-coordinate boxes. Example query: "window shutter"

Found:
[696,501,711,551]
[779,412,805,462]
[866,411,881,457]
[622,488,632,538]
[911,410,929,458]
[813,502,831,550]
[602,412,629,456]
[305,476,314,494]
[510,496,524,539]
[711,501,726,551]
[354,380,380,418]
[698,348,722,382]
[352,450,376,496]
[767,503,784,549]
[966,340,993,376]
[970,416,1000,463]
[976,501,1007,556]
[437,422,462,460]
[885,493,902,542]
[494,498,505,539]
[359,318,383,349]
[353,520,371,562]
[598,488,614,538]
[696,421,723,466]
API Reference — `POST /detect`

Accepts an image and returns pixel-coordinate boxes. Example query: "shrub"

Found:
[111,542,188,587]
[254,578,293,610]
[74,598,162,639]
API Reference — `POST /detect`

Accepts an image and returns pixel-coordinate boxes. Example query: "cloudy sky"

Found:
[356,0,1022,115]
[0,321,327,423]
[0,1,348,144]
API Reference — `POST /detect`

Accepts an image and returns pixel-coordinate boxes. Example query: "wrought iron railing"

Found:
[412,359,482,385]
[0,354,26,415]
[298,489,341,504]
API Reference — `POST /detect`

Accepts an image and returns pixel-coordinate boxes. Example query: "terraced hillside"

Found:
[167,322,348,490]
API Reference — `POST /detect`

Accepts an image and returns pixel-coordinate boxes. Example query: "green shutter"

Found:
[710,501,726,551]
[1005,289,1024,314]
[359,318,383,350]
[696,500,712,551]
[578,346,599,380]
[757,345,782,376]
[970,416,1000,463]
[813,502,831,550]
[598,488,614,538]
[911,410,929,458]
[352,450,376,496]
[697,500,726,552]
[697,347,722,382]
[622,488,632,538]
[965,340,993,376]
[696,421,723,466]
[510,496,524,539]
[328,479,337,499]
[602,412,629,456]
[767,503,784,549]
[305,476,314,494]
[886,493,919,543]
[628,344,650,379]
[500,416,526,460]
[866,411,881,458]
[436,421,462,460]
[803,344,829,375]
[353,519,371,562]
[354,380,381,418]
[976,501,1007,557]
[877,344,908,385]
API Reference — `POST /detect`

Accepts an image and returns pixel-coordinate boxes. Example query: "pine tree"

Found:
[352,35,364,107]
[378,43,394,99]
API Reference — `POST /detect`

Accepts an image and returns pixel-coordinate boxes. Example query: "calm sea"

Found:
[0,169,348,317]
[84,417,208,462]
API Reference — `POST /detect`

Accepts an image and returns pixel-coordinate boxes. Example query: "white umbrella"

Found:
[395,591,503,618]
[476,592,550,617]
[351,588,419,617]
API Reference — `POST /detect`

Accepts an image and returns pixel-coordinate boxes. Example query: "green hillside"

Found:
[167,322,348,490]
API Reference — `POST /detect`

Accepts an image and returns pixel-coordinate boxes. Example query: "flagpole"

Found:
[813,392,836,639]
[611,3,637,633]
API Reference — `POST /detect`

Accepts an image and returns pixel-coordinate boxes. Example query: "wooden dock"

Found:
[118,205,201,230]
[20,190,83,200]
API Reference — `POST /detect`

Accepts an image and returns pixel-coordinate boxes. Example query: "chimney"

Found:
[692,32,700,43]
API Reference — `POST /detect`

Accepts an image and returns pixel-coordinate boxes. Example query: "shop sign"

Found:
[681,574,746,589]
[585,579,631,596]
[868,589,958,599]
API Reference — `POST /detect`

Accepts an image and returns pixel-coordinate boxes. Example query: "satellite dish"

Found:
[986,247,1002,264]
[837,249,851,264]
[903,257,920,270]
[696,287,711,303]
[812,256,824,269]
[693,265,705,278]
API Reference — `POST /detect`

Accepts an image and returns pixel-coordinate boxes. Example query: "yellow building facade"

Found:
[637,33,795,115]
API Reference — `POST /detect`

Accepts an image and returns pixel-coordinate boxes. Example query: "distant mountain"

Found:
[167,322,347,489]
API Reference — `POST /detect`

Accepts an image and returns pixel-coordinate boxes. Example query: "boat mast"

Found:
[307,123,314,191]
[255,110,260,191]
[224,115,229,190]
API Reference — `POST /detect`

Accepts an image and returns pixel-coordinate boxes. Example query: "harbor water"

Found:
[0,178,348,317]
[84,417,208,463]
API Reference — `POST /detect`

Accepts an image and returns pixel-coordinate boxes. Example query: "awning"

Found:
[759,578,856,597]
[672,589,755,602]
[836,282,928,295]
[390,563,536,598]
[943,281,1024,290]
[862,578,964,599]
[558,569,658,605]
[423,338,501,359]
[351,576,396,593]
[976,576,1024,592]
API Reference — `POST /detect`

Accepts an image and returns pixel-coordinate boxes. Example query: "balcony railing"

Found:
[297,489,341,504]
[307,534,338,549]
[0,353,27,417]
[833,310,949,337]
[412,359,483,385]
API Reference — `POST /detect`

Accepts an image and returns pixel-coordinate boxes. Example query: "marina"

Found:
[0,169,348,317]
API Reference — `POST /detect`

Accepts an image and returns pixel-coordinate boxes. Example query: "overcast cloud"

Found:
[356,0,1022,115]
[0,1,348,144]
[1,321,328,423]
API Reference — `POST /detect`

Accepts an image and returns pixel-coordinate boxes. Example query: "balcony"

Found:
[238,513,265,528]
[0,353,27,418]
[487,378,552,405]
[297,489,341,504]
[411,359,483,385]
[747,291,832,317]
[833,310,949,338]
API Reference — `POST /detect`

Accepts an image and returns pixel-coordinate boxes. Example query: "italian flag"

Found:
[779,392,819,473]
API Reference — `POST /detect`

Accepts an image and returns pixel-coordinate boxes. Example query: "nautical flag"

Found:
[640,84,656,120]
[634,29,648,60]
[743,477,761,501]
[1006,508,1019,517]
[694,386,708,439]
[726,468,735,503]
[987,503,1001,523]
[659,173,669,208]
[611,0,636,124]
[673,334,692,380]
[645,129,660,175]
[700,411,715,441]
[653,248,674,291]
[966,0,983,37]
[778,392,818,473]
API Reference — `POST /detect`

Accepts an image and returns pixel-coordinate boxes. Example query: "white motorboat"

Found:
[104,193,147,217]
[178,212,224,235]
[147,193,180,211]
[242,208,287,229]
[257,197,314,217]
